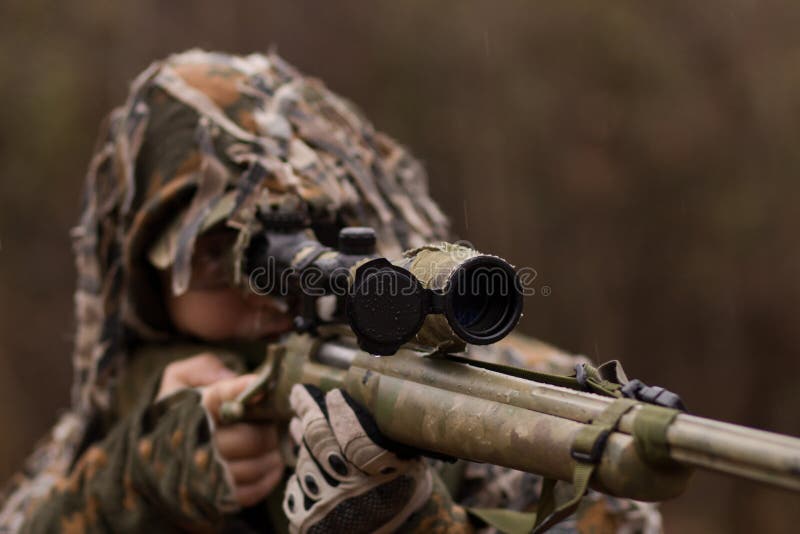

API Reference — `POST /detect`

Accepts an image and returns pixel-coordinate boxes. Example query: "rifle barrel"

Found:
[271,339,800,498]
[329,343,800,494]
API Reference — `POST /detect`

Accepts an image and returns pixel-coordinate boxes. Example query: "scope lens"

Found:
[446,257,523,344]
[452,293,490,328]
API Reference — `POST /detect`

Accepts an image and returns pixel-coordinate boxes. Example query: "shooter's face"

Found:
[161,227,295,342]
[165,288,294,341]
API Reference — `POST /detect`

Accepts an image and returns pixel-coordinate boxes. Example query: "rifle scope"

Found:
[244,224,523,355]
[346,244,524,355]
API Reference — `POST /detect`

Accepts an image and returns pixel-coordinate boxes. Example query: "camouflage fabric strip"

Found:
[170,119,230,295]
[152,65,266,147]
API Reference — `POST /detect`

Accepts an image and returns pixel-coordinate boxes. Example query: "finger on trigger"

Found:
[202,374,258,421]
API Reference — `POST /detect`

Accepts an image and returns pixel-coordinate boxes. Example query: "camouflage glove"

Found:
[283,384,433,534]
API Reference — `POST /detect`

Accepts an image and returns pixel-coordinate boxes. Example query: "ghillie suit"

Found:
[0,50,659,533]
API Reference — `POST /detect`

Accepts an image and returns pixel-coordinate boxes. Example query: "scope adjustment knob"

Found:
[338,227,376,256]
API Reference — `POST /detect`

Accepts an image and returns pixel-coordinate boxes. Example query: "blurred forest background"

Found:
[1,1,799,532]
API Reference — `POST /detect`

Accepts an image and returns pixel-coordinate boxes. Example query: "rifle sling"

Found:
[444,354,624,397]
[466,398,639,534]
[531,398,638,533]
[633,404,681,467]
[466,507,538,534]
[441,355,683,532]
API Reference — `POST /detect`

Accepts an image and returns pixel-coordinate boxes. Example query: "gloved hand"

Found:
[284,384,433,534]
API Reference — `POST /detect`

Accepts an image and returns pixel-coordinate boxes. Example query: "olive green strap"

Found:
[633,404,681,466]
[444,355,625,398]
[466,401,683,533]
[581,360,627,396]
[467,508,537,534]
[531,398,638,533]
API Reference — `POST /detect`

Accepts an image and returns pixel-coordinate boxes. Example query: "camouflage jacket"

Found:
[16,341,466,533]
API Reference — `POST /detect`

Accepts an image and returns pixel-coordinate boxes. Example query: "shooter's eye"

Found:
[187,226,238,290]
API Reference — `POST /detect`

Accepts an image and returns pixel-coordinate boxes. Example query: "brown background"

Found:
[1,1,799,532]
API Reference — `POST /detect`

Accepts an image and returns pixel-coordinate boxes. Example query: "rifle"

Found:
[222,225,800,529]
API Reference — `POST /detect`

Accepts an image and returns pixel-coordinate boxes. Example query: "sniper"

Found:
[2,50,798,534]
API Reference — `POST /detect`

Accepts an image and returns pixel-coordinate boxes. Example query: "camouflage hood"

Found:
[1,49,449,520]
[75,48,449,412]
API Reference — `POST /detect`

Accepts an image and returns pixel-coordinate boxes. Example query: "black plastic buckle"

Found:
[621,379,687,411]
[571,429,610,464]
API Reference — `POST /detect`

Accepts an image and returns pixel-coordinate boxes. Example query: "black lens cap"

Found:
[346,259,427,355]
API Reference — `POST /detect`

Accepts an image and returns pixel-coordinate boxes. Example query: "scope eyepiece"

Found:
[242,224,523,355]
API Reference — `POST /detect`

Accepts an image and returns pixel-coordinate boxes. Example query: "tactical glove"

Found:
[283,384,433,534]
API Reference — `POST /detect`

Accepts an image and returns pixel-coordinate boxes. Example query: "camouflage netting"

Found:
[0,49,449,527]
